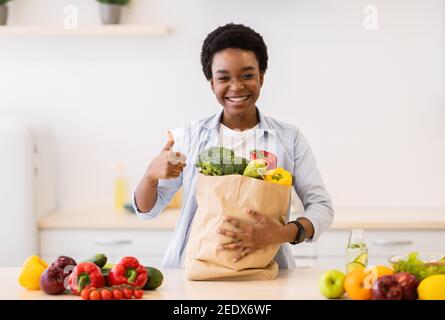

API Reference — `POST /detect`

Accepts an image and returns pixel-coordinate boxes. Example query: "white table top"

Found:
[1,267,326,300]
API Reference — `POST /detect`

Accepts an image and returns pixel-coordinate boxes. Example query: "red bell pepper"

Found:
[68,262,105,295]
[108,257,148,288]
[250,149,277,170]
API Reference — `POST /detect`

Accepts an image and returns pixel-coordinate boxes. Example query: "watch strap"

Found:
[287,220,305,245]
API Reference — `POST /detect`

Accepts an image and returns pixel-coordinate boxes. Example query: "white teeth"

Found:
[228,96,249,102]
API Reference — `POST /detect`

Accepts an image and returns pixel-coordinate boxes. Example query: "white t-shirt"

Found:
[219,122,260,159]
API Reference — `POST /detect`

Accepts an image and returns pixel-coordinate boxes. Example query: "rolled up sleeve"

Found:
[133,175,183,220]
[292,129,334,242]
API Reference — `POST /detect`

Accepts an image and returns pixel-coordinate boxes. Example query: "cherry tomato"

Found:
[80,289,90,300]
[89,289,101,300]
[123,288,134,299]
[133,289,144,299]
[112,288,123,300]
[100,289,112,300]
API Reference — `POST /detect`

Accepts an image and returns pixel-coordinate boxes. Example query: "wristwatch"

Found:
[287,220,306,245]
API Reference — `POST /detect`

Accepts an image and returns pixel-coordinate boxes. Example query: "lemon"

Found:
[418,275,445,300]
[354,253,368,265]
[347,262,365,274]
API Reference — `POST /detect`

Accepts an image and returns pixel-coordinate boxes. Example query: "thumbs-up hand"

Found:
[145,131,187,180]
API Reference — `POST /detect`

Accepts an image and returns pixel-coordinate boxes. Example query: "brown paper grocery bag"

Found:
[185,173,291,281]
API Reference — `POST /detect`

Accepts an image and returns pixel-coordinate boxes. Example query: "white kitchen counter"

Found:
[1,267,326,300]
[38,207,445,230]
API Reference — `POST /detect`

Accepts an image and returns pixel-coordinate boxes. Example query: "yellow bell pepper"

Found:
[264,168,293,186]
[18,255,48,290]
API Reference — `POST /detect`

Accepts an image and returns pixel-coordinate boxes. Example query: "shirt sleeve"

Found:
[132,126,186,220]
[132,175,183,220]
[292,128,334,242]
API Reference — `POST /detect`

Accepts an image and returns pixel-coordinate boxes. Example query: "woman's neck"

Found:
[220,107,259,131]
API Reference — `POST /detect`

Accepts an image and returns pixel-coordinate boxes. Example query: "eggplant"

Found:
[40,266,66,295]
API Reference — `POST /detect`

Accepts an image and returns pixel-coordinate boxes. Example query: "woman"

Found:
[133,23,334,268]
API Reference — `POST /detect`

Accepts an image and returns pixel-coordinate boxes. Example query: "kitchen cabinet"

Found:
[291,230,445,270]
[40,229,173,267]
[40,228,445,270]
[39,208,445,270]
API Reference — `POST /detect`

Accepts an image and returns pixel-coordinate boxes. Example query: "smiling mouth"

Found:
[226,95,251,103]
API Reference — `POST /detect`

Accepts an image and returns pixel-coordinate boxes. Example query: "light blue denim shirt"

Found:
[133,108,334,269]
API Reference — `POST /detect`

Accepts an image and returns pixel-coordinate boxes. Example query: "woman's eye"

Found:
[218,77,229,81]
[242,74,254,79]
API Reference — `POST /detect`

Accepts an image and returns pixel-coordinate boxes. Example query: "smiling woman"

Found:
[133,23,334,269]
[201,24,268,131]
[210,48,263,131]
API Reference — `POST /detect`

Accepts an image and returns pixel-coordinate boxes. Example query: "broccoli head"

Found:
[197,147,248,176]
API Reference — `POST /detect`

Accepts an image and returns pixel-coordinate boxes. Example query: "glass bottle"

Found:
[114,164,127,210]
[345,229,368,274]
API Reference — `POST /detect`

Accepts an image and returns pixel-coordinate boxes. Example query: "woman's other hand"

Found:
[217,208,291,262]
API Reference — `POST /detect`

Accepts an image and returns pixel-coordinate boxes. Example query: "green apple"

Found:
[319,269,346,299]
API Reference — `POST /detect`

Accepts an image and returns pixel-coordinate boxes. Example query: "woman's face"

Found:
[210,48,264,117]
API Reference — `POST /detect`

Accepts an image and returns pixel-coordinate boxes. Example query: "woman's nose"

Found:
[229,79,245,91]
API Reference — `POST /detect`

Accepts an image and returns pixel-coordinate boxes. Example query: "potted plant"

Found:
[97,0,130,25]
[0,0,13,26]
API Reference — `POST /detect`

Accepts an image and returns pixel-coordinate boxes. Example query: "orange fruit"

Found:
[373,265,394,278]
[344,268,372,300]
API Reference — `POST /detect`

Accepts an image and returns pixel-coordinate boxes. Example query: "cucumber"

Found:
[101,268,111,277]
[143,266,164,290]
[103,262,115,269]
[84,253,108,268]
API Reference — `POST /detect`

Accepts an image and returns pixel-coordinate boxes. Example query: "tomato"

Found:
[100,289,112,300]
[112,288,123,300]
[133,289,144,299]
[89,289,101,300]
[80,289,90,300]
[123,288,134,299]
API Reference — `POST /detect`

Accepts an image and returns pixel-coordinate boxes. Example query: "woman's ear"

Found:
[210,79,215,93]
[260,72,265,87]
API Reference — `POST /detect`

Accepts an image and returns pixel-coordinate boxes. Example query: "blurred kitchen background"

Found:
[0,0,444,269]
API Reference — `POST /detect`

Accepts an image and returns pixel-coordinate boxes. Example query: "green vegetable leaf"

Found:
[392,252,445,281]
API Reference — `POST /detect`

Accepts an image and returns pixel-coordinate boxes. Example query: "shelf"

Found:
[0,25,170,37]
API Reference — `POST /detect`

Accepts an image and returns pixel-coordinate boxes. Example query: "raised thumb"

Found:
[162,131,175,151]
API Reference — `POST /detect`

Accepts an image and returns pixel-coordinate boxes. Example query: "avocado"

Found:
[143,266,164,290]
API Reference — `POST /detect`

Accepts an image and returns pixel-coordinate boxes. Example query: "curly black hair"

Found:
[200,23,268,81]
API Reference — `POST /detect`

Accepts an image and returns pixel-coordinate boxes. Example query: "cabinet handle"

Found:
[373,240,413,246]
[293,255,317,259]
[94,239,133,245]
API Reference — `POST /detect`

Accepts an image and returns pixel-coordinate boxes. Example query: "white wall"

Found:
[0,0,444,214]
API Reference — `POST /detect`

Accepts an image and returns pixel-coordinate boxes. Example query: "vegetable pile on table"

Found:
[18,253,164,300]
[319,251,445,300]
[197,147,292,186]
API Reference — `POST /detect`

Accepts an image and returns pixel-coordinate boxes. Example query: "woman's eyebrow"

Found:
[215,66,256,74]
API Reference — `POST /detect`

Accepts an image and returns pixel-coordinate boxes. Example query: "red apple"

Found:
[393,272,419,300]
[371,275,403,300]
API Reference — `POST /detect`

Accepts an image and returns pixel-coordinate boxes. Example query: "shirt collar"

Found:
[203,107,274,136]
